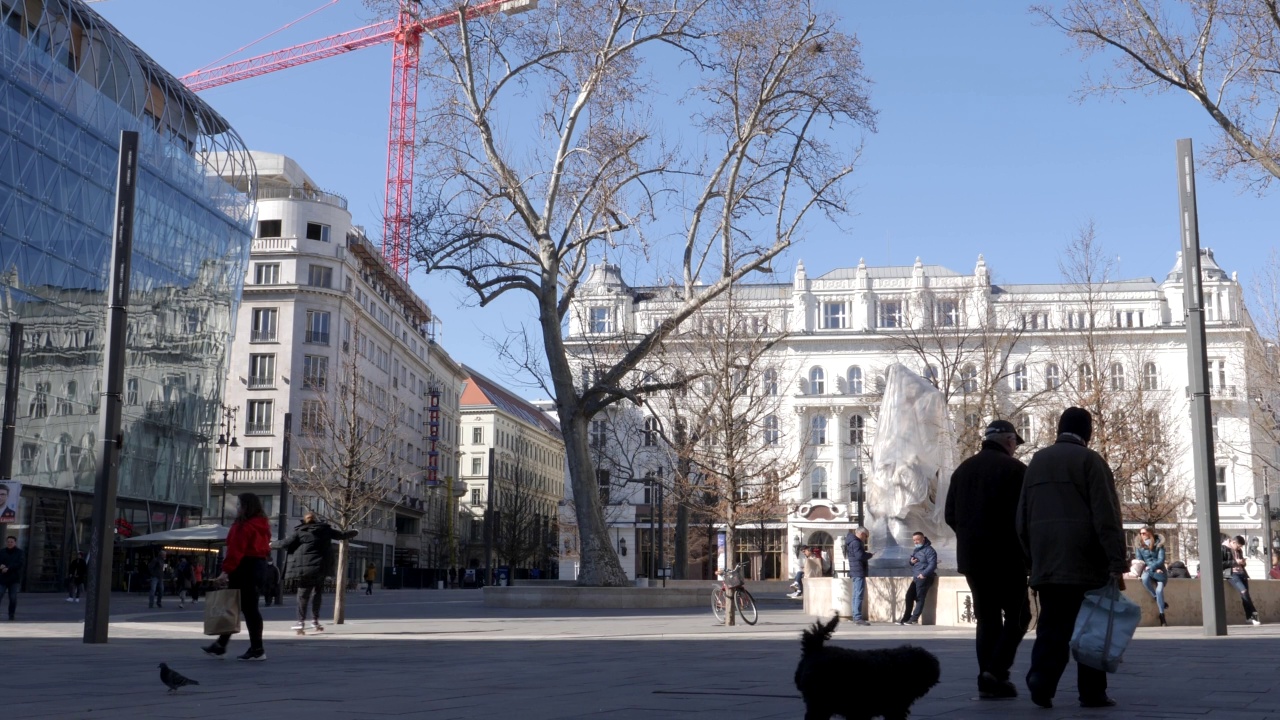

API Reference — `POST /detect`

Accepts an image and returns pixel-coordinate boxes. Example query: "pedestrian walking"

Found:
[67,550,87,602]
[944,418,1030,699]
[364,562,377,595]
[843,528,873,625]
[272,512,357,633]
[174,556,194,608]
[261,559,281,607]
[202,493,271,661]
[895,532,938,625]
[1017,407,1127,710]
[1223,535,1261,625]
[789,546,813,598]
[148,550,168,608]
[0,535,24,620]
[1135,528,1169,626]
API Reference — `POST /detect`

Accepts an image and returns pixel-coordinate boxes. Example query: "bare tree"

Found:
[398,0,875,585]
[1034,0,1280,190]
[493,431,558,573]
[290,339,409,624]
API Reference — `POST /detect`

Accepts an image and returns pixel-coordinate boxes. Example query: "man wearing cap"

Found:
[1016,407,1127,710]
[945,418,1030,700]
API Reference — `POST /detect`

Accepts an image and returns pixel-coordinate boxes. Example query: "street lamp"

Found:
[215,404,239,525]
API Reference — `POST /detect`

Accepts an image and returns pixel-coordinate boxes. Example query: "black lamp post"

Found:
[215,404,238,525]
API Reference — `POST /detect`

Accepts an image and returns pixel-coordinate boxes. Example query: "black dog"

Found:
[795,616,940,720]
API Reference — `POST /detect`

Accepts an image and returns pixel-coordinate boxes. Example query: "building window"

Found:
[809,367,825,395]
[763,368,778,396]
[848,414,865,446]
[471,457,482,475]
[763,415,780,446]
[936,299,960,327]
[843,365,862,395]
[597,469,611,504]
[300,400,323,434]
[961,365,978,394]
[57,382,75,416]
[810,467,828,499]
[1013,364,1028,392]
[472,427,483,444]
[590,420,608,448]
[307,265,333,289]
[1067,310,1091,329]
[245,448,272,469]
[248,354,275,389]
[126,378,138,406]
[1215,466,1228,502]
[251,308,278,342]
[1209,359,1227,390]
[1143,362,1159,390]
[471,488,481,505]
[29,381,49,418]
[245,400,273,435]
[305,222,330,242]
[303,355,328,390]
[810,415,827,445]
[1115,310,1139,328]
[1016,413,1032,442]
[20,443,38,474]
[642,417,659,447]
[1077,363,1094,391]
[305,310,331,344]
[1022,312,1048,330]
[1045,363,1061,390]
[821,301,846,329]
[253,263,280,285]
[257,219,281,238]
[588,306,614,333]
[1110,363,1125,391]
[877,299,904,328]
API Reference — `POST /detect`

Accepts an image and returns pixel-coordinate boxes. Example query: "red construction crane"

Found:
[181,0,538,279]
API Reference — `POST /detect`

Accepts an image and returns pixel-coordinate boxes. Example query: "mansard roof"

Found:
[461,366,562,438]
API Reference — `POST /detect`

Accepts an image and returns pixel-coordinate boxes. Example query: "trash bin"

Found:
[832,577,853,619]
[496,567,510,587]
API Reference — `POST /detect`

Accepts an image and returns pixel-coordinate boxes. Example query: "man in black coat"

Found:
[1016,407,1127,710]
[272,512,357,632]
[842,528,873,625]
[0,536,24,620]
[945,419,1030,700]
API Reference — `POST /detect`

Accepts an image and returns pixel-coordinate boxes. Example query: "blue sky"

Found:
[96,1,1274,390]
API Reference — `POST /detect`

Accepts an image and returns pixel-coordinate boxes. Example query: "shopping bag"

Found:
[1070,580,1141,673]
[203,588,241,636]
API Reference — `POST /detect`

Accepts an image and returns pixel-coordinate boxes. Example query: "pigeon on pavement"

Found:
[158,662,199,692]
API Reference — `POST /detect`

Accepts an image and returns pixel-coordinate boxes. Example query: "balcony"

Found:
[251,330,277,343]
[301,375,326,390]
[304,331,330,345]
[254,185,348,210]
[244,422,273,436]
[251,236,297,253]
[247,375,275,390]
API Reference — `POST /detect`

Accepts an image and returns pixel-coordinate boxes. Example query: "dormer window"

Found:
[589,306,614,333]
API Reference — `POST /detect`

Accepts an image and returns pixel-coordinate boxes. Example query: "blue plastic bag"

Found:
[1070,580,1141,673]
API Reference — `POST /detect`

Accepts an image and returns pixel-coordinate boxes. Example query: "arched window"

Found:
[809,367,825,395]
[1110,363,1125,391]
[847,366,864,395]
[810,467,828,499]
[1143,362,1159,391]
[810,415,828,445]
[961,364,978,394]
[1078,363,1094,391]
[763,415,780,446]
[763,368,778,396]
[848,466,864,503]
[848,414,865,446]
[1045,363,1061,390]
[1013,364,1028,392]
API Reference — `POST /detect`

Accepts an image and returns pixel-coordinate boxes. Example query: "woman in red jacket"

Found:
[204,493,271,660]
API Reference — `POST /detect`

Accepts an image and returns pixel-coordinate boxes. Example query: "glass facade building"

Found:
[0,0,255,589]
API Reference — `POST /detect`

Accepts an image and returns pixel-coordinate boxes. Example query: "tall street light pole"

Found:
[216,405,238,526]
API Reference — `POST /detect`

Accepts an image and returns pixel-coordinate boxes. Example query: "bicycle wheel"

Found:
[712,587,727,623]
[736,589,758,625]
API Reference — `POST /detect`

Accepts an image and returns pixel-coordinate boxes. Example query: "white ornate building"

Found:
[218,152,469,583]
[565,250,1277,580]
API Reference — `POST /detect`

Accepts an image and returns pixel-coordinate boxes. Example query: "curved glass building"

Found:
[0,0,255,589]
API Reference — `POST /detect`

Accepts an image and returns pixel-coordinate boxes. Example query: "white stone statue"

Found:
[866,363,956,571]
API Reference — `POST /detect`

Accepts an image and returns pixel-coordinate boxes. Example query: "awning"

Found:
[121,524,228,546]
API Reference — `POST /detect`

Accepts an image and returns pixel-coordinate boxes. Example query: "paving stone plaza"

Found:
[6,588,1280,719]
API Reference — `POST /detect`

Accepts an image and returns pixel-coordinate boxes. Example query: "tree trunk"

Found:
[674,502,688,580]
[332,538,349,625]
[724,520,736,626]
[562,417,630,586]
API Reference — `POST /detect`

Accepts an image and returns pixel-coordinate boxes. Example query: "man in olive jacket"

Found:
[272,512,357,632]
[1016,407,1127,710]
[945,419,1030,699]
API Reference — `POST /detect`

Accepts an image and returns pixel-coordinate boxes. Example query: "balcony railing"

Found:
[254,185,348,210]
[247,375,274,389]
[251,236,297,253]
[304,331,330,345]
[302,375,326,390]
[244,421,273,435]
[251,330,277,343]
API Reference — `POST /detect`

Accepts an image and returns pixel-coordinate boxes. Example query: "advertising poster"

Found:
[0,480,19,523]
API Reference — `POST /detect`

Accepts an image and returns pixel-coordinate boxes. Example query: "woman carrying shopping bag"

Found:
[203,493,272,661]
[1135,528,1169,626]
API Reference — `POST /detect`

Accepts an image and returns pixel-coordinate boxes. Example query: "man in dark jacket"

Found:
[147,550,168,608]
[67,550,88,602]
[272,512,357,632]
[843,527,873,625]
[896,532,938,625]
[0,536,24,620]
[1016,407,1126,710]
[945,419,1030,700]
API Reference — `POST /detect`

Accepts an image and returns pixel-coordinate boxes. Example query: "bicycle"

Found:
[712,561,758,625]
